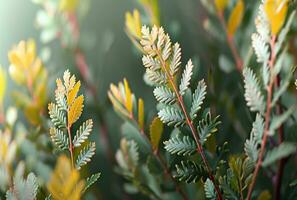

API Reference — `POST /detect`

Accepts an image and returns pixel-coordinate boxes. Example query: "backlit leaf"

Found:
[227,0,244,36]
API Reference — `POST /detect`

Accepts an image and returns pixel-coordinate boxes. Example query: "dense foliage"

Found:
[1,0,297,199]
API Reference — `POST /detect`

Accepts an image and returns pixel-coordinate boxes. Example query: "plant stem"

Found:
[67,125,75,168]
[156,51,223,200]
[217,11,243,72]
[247,35,277,200]
[274,75,286,200]
[130,117,189,200]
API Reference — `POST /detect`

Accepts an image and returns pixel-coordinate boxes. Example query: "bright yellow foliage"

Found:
[215,0,229,12]
[108,79,145,123]
[0,130,17,166]
[125,9,142,39]
[124,78,133,115]
[67,81,81,106]
[227,0,244,36]
[139,0,160,26]
[47,155,85,200]
[138,98,144,129]
[68,95,84,127]
[0,67,6,106]
[8,39,47,125]
[264,0,288,35]
[59,0,79,12]
[149,117,163,151]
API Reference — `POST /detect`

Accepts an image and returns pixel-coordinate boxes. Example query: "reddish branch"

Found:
[67,125,75,168]
[217,11,243,72]
[156,51,223,200]
[247,35,277,200]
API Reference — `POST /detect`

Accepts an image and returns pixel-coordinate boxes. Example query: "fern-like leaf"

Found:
[68,95,84,127]
[204,178,216,200]
[244,114,264,163]
[251,33,269,63]
[243,67,265,113]
[48,103,66,129]
[75,142,96,170]
[153,86,176,105]
[83,173,101,193]
[197,112,220,145]
[158,106,185,127]
[164,135,196,156]
[190,79,207,119]
[179,59,193,96]
[49,128,69,151]
[73,119,93,147]
[146,69,167,85]
[170,43,181,76]
[174,161,206,183]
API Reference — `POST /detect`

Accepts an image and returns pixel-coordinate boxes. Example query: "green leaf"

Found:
[164,135,196,156]
[174,161,207,183]
[83,173,101,193]
[179,59,193,96]
[244,114,264,163]
[153,86,176,105]
[271,72,292,107]
[158,106,185,127]
[262,142,296,167]
[243,67,265,114]
[170,43,181,76]
[190,79,207,120]
[115,139,139,171]
[48,103,66,129]
[204,178,216,200]
[269,107,296,135]
[251,33,269,63]
[197,112,220,145]
[73,119,93,147]
[49,128,69,151]
[75,142,96,170]
[149,117,163,151]
[146,69,167,85]
[6,172,39,200]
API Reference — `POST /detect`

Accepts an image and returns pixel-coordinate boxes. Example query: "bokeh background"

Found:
[0,0,276,199]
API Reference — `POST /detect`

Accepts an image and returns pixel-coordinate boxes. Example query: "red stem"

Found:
[156,51,223,200]
[247,35,277,200]
[217,11,243,72]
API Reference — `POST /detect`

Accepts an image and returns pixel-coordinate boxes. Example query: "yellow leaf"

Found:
[67,81,81,106]
[59,0,79,12]
[227,0,244,36]
[264,0,288,35]
[138,98,144,129]
[47,155,84,200]
[125,9,142,39]
[139,0,160,26]
[0,67,6,105]
[68,95,84,127]
[257,190,272,200]
[215,0,229,12]
[149,117,163,151]
[124,79,133,115]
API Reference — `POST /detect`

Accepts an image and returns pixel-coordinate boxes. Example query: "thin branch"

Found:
[156,50,223,200]
[247,35,277,200]
[274,75,287,200]
[217,11,243,72]
[67,125,75,168]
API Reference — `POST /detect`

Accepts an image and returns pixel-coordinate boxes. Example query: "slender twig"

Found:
[247,35,277,200]
[67,125,75,168]
[217,11,243,72]
[129,116,189,200]
[156,50,223,200]
[274,75,287,200]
